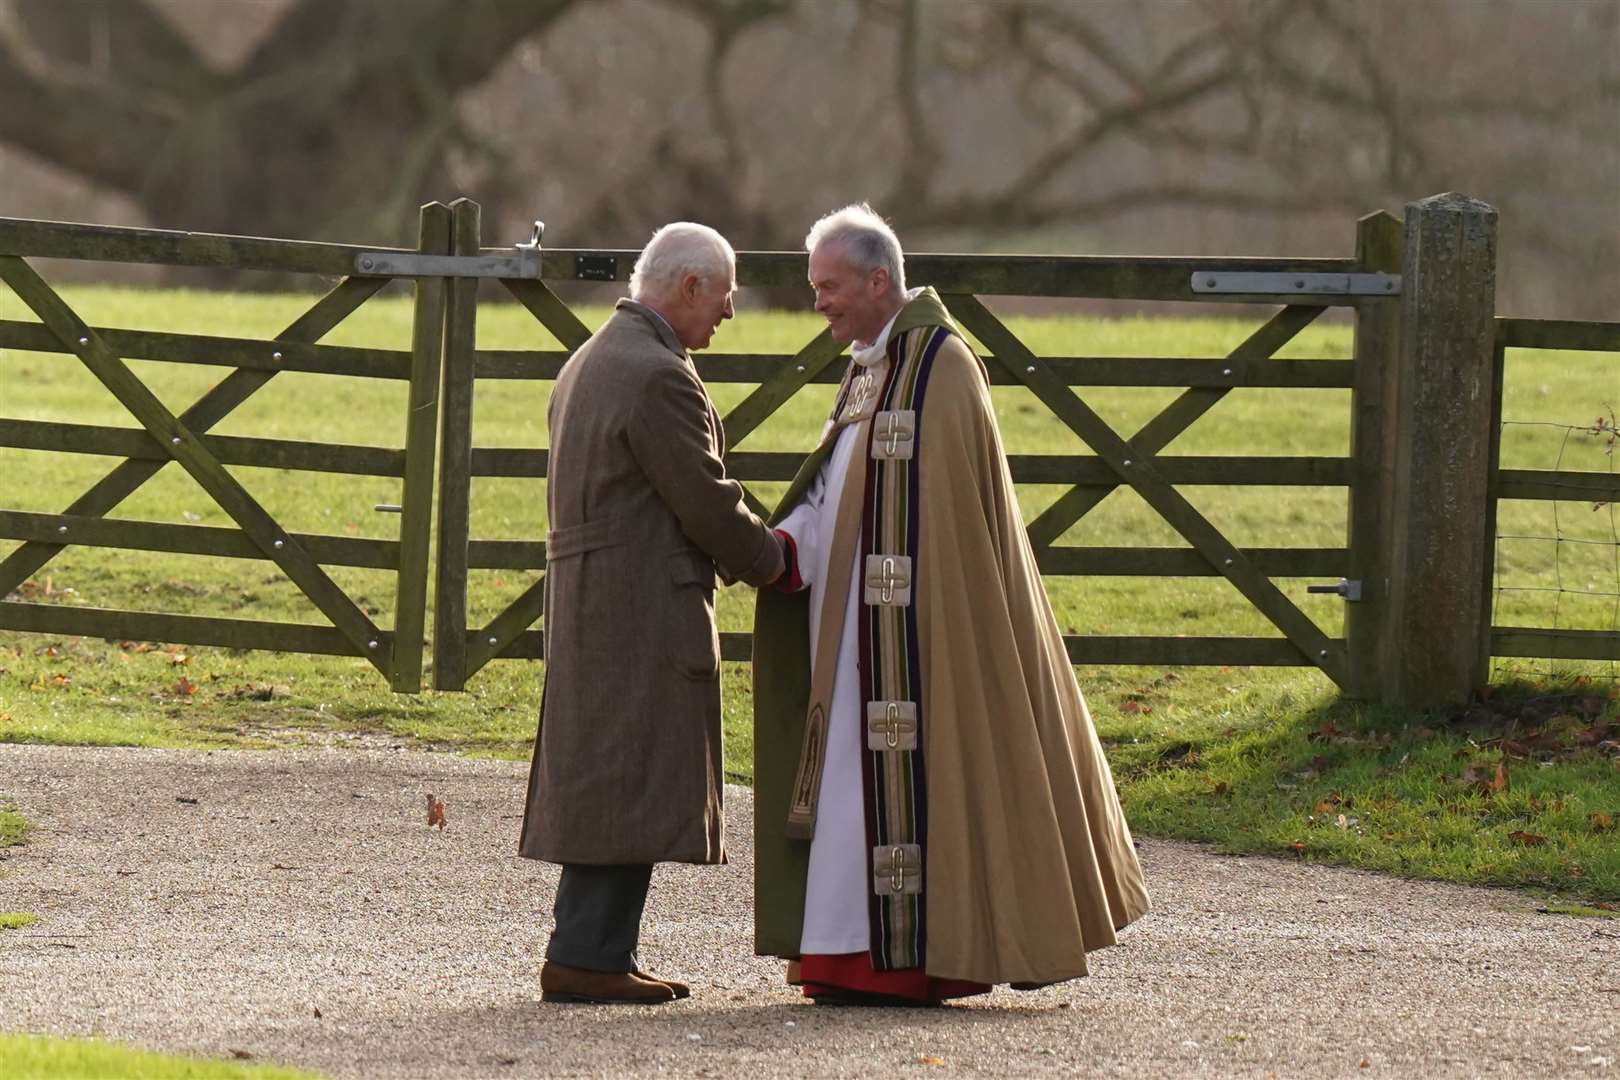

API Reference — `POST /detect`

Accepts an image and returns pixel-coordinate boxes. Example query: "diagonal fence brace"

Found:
[945,293,1346,684]
[0,256,392,673]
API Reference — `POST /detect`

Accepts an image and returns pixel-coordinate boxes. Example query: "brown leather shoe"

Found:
[540,962,675,1005]
[632,967,691,1000]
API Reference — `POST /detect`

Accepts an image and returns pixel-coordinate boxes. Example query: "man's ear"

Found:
[682,273,703,304]
[869,267,890,296]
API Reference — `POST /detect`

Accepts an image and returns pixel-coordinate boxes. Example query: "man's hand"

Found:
[770,529,804,593]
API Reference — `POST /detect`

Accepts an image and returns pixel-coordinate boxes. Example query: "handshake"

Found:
[517,205,1149,1007]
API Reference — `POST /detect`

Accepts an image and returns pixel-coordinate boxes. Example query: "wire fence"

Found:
[1491,412,1619,681]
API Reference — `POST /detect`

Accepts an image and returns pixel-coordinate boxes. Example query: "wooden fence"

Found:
[0,205,454,692]
[1,193,1616,707]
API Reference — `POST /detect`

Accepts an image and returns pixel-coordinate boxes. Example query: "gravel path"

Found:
[1,743,1616,1079]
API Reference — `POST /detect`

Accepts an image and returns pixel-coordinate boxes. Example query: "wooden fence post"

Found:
[431,197,481,690]
[389,201,451,693]
[1381,192,1499,708]
[1344,211,1402,699]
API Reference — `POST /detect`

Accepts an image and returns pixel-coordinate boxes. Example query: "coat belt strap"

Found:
[545,515,628,560]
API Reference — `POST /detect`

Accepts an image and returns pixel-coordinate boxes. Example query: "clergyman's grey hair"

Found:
[629,222,735,301]
[804,203,906,294]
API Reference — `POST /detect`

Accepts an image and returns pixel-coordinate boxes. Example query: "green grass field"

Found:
[2,283,1617,901]
[0,1034,323,1080]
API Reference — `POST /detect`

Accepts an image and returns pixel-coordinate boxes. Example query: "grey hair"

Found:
[629,222,735,301]
[804,203,905,294]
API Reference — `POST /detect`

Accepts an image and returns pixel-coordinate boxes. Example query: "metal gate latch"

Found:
[1306,579,1362,601]
[355,219,544,279]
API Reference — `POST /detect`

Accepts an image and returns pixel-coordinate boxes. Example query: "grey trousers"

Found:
[545,863,653,973]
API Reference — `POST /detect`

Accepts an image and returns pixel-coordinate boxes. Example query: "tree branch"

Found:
[904,181,1360,235]
[0,1,175,192]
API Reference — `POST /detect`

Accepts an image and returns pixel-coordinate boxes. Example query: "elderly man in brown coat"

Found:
[519,222,783,1005]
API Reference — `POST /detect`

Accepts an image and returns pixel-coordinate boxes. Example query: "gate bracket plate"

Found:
[1192,272,1400,296]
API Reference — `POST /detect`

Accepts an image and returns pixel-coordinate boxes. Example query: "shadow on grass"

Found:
[1107,679,1620,904]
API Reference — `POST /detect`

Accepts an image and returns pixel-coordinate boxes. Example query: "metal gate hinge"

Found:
[1192,272,1400,296]
[355,220,544,279]
[1306,578,1363,601]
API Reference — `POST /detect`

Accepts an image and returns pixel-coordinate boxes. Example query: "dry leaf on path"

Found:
[426,793,447,830]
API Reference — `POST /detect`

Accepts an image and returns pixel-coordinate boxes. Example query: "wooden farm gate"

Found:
[0,205,456,692]
[424,199,1381,695]
[5,193,1612,706]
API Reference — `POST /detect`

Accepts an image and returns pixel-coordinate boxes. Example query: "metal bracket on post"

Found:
[1192,272,1401,296]
[514,220,544,273]
[1307,578,1363,601]
[355,219,544,279]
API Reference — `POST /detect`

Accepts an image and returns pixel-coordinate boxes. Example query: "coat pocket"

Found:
[667,551,720,680]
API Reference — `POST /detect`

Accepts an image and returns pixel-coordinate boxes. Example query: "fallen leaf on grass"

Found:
[1453,765,1509,794]
[1589,812,1614,833]
[174,676,197,696]
[426,793,447,830]
[1507,831,1547,846]
[1211,782,1231,797]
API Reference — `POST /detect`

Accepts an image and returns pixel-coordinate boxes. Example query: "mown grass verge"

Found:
[1093,668,1620,905]
[0,1034,324,1080]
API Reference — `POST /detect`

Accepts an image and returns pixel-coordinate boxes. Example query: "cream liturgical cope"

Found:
[752,288,1151,986]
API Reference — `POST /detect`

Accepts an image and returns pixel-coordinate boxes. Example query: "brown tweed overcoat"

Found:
[519,299,782,866]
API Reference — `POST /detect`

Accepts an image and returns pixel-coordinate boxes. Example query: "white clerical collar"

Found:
[850,287,925,368]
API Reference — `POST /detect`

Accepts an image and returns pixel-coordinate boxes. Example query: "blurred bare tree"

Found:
[0,0,575,241]
[1,0,1616,316]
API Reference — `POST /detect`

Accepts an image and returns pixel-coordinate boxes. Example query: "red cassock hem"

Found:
[799,952,990,1002]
